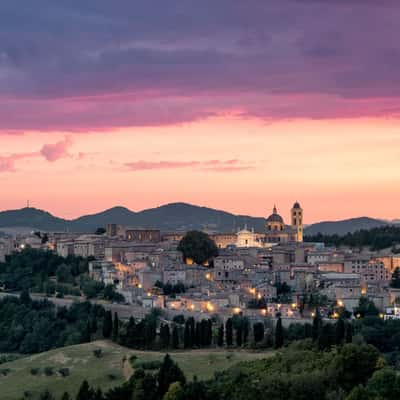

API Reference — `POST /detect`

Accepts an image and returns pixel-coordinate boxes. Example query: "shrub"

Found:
[93,349,103,358]
[58,368,70,377]
[30,368,40,375]
[44,366,54,376]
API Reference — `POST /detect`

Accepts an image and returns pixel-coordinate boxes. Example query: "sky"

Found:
[0,0,400,223]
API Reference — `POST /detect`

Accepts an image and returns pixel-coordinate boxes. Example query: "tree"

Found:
[20,289,31,305]
[275,317,284,348]
[243,318,249,345]
[184,320,191,349]
[236,324,243,347]
[217,324,224,347]
[102,310,112,338]
[60,393,71,400]
[112,312,119,342]
[226,318,233,346]
[253,322,264,343]
[366,368,400,400]
[76,380,94,400]
[318,323,335,351]
[172,326,179,349]
[336,318,346,345]
[163,382,184,400]
[312,308,322,341]
[39,390,55,400]
[160,324,171,348]
[177,231,218,265]
[345,322,353,344]
[157,354,186,397]
[391,268,400,288]
[354,297,379,318]
[81,319,91,343]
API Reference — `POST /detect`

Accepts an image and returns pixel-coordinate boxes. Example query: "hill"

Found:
[0,208,69,232]
[0,341,271,400]
[0,203,266,233]
[304,217,388,236]
[0,203,395,235]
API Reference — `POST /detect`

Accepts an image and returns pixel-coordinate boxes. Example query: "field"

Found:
[0,341,272,400]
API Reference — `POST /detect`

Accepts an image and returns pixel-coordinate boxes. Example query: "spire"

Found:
[273,204,277,214]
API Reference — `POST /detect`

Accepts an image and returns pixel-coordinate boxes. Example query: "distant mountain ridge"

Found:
[304,217,389,236]
[0,203,395,235]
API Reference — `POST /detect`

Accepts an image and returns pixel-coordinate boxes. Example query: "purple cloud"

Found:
[40,136,72,161]
[1,1,400,132]
[124,159,254,172]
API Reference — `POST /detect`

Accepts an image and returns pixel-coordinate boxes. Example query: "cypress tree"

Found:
[61,393,71,400]
[172,325,180,349]
[76,380,93,400]
[81,319,91,343]
[253,322,264,343]
[184,320,191,348]
[226,318,233,346]
[112,312,119,342]
[157,354,186,397]
[189,317,195,347]
[335,318,346,345]
[275,317,284,348]
[160,324,171,348]
[243,318,249,345]
[102,310,112,338]
[207,319,213,346]
[345,322,353,343]
[195,321,201,347]
[312,308,322,342]
[236,324,243,347]
[217,324,224,347]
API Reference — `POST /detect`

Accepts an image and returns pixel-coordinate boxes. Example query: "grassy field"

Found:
[0,341,272,400]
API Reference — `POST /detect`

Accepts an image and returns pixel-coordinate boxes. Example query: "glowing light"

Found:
[249,288,256,295]
[379,313,384,319]
[206,302,214,312]
[205,273,211,280]
[257,293,262,300]
[233,307,241,314]
[337,300,344,307]
[190,304,195,311]
[138,284,142,289]
[261,309,267,316]
[291,303,297,309]
[311,312,315,317]
[361,288,367,295]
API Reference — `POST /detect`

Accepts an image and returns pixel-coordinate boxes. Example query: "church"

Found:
[212,202,303,248]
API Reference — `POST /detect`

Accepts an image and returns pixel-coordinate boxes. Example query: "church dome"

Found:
[293,201,301,209]
[267,205,284,223]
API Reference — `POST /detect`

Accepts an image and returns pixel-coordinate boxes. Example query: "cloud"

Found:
[40,136,72,161]
[0,137,74,172]
[1,1,400,132]
[124,159,254,172]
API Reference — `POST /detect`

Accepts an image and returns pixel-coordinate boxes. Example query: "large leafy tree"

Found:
[177,231,218,265]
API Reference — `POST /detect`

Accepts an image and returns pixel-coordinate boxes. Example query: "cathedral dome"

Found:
[267,205,284,223]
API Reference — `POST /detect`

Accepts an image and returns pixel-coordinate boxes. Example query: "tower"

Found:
[291,201,303,242]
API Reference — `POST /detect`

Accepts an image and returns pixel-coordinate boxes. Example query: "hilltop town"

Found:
[2,201,400,325]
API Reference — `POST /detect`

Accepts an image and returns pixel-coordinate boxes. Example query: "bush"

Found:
[107,373,117,380]
[93,349,103,358]
[58,368,70,377]
[30,368,40,375]
[0,368,11,376]
[44,366,54,376]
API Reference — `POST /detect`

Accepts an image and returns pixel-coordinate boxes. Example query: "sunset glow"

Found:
[1,1,399,222]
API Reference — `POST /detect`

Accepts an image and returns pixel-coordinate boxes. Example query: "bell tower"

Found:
[291,201,303,242]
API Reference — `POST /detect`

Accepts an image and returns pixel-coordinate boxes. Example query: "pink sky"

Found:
[1,2,400,223]
[1,117,399,223]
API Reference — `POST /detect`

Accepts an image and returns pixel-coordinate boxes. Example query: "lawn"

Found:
[0,341,272,400]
